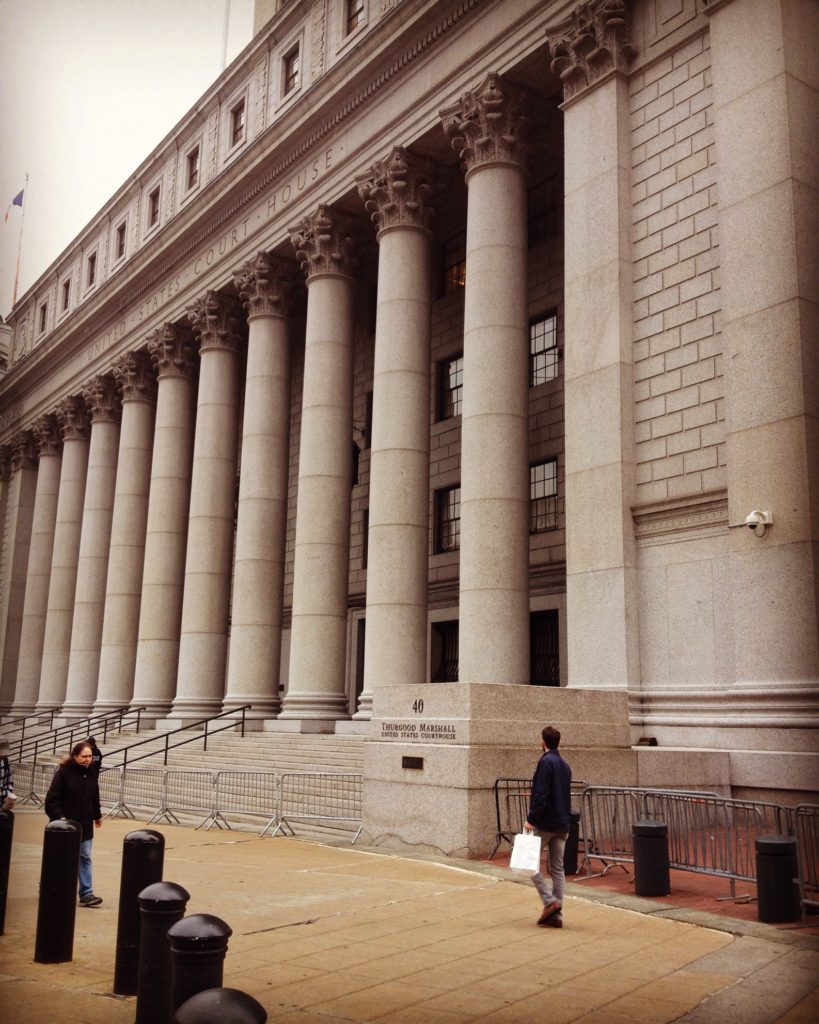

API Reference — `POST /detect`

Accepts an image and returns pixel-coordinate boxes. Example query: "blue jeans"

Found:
[79,838,93,897]
[531,829,567,907]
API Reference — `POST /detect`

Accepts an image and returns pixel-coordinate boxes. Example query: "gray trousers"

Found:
[531,829,568,907]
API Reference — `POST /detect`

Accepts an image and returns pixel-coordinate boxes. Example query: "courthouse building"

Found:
[0,0,816,854]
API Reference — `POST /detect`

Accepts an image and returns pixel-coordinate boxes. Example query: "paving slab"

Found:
[0,809,817,1023]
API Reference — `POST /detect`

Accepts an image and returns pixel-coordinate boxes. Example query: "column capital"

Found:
[55,395,91,441]
[82,374,122,424]
[234,251,299,320]
[547,0,637,104]
[0,446,10,482]
[186,290,244,353]
[356,147,442,236]
[147,322,198,379]
[440,72,530,177]
[288,204,360,281]
[32,413,63,457]
[113,350,158,404]
[10,430,37,471]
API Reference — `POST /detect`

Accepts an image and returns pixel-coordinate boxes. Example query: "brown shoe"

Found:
[537,902,561,926]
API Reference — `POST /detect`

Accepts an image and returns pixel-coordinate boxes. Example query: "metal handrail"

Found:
[0,709,57,745]
[14,706,146,763]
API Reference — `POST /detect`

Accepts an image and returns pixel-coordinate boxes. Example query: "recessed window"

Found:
[437,354,463,420]
[431,620,459,682]
[283,46,300,96]
[115,221,127,260]
[528,176,559,248]
[86,251,97,288]
[148,186,161,228]
[346,0,365,34]
[530,610,559,686]
[442,231,466,294]
[186,146,200,190]
[530,459,558,534]
[61,279,71,312]
[230,100,245,147]
[435,485,461,553]
[530,313,558,386]
[38,301,48,335]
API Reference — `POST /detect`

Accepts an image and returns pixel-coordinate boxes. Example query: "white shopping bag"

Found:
[510,831,542,875]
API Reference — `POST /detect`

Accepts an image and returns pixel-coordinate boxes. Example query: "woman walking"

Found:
[45,740,104,907]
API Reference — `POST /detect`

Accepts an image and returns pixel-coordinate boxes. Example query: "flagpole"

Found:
[11,172,28,308]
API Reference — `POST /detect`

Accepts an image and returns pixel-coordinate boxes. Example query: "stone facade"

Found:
[0,0,817,855]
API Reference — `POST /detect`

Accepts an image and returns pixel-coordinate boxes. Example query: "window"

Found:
[148,186,161,228]
[442,231,466,293]
[283,46,300,95]
[186,146,200,190]
[38,301,48,335]
[437,354,463,420]
[230,100,245,147]
[363,390,373,449]
[435,485,461,553]
[528,176,559,248]
[346,0,365,34]
[431,620,459,682]
[530,313,558,386]
[61,279,71,312]
[86,251,97,288]
[115,221,127,260]
[530,459,558,534]
[530,610,559,686]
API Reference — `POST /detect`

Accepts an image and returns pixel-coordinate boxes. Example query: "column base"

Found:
[278,693,350,721]
[222,696,281,720]
[59,701,96,720]
[167,695,224,725]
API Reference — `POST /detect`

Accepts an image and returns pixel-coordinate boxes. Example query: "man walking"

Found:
[524,725,572,928]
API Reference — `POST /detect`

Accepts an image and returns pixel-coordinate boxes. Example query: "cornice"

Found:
[633,490,728,543]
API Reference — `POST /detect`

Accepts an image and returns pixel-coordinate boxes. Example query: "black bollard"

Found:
[135,881,190,1024]
[174,987,267,1024]
[169,914,233,1014]
[34,818,82,963]
[113,828,165,995]
[756,835,800,923]
[0,810,13,935]
[632,820,670,896]
[564,811,581,876]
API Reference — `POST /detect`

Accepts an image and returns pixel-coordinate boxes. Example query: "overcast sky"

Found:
[0,0,255,319]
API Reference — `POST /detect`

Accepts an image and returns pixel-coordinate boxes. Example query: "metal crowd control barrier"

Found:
[106,768,165,820]
[490,777,587,858]
[97,765,123,811]
[270,772,363,842]
[795,804,819,920]
[17,762,57,807]
[202,771,280,834]
[149,770,216,827]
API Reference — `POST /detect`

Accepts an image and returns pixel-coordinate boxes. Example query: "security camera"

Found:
[744,510,772,536]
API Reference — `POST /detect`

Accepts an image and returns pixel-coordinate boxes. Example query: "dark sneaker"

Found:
[537,901,561,926]
[541,913,563,928]
[79,893,103,907]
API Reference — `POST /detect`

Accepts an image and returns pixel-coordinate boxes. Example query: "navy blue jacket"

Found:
[527,748,572,833]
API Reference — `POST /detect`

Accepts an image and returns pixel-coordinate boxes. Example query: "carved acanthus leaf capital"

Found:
[113,350,157,404]
[440,72,530,177]
[547,0,637,103]
[234,252,299,319]
[10,430,37,471]
[356,148,443,235]
[186,290,244,353]
[32,414,63,457]
[82,375,122,424]
[288,205,359,281]
[147,322,198,379]
[55,395,91,441]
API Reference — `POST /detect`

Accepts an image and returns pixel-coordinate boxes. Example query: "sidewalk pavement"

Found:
[1,810,817,1024]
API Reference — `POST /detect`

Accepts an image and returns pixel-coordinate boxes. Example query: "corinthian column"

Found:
[14,415,63,713]
[0,432,38,711]
[63,375,121,716]
[355,148,439,715]
[172,291,242,720]
[37,397,90,710]
[547,1,638,688]
[132,324,198,717]
[95,352,157,713]
[224,253,297,719]
[441,72,531,685]
[280,205,359,724]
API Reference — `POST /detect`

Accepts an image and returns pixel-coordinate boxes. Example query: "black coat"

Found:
[527,748,572,833]
[44,759,102,841]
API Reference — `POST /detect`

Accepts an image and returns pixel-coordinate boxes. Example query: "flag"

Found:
[4,189,24,222]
